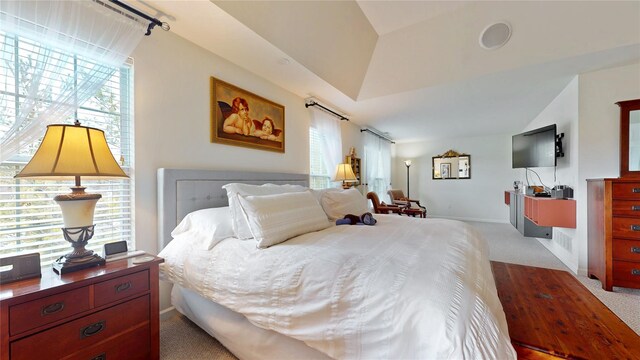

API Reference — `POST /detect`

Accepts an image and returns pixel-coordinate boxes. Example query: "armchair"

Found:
[387,189,426,218]
[366,192,402,215]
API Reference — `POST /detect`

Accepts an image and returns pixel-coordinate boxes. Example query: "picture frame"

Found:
[210,77,285,153]
[432,150,471,180]
[440,163,451,179]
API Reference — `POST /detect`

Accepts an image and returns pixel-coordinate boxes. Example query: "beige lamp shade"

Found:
[15,123,128,178]
[333,163,357,182]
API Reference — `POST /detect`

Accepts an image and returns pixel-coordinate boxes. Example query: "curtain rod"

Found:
[360,128,395,144]
[107,0,170,36]
[305,101,349,121]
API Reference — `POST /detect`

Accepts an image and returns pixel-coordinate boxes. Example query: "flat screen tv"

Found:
[512,124,557,168]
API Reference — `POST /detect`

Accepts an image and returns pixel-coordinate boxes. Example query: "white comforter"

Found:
[159,215,516,360]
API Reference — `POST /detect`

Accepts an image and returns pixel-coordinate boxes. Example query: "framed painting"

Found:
[210,77,285,153]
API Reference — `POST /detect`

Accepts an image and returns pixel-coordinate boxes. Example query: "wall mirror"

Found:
[617,99,640,178]
[432,150,471,180]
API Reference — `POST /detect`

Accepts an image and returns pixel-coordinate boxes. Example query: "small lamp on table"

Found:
[14,120,129,275]
[333,163,357,189]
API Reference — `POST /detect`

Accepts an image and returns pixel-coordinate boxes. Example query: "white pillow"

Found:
[170,207,234,250]
[320,188,369,220]
[309,187,340,203]
[223,183,308,239]
[237,191,331,248]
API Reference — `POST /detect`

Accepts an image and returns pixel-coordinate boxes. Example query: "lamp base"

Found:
[52,253,105,275]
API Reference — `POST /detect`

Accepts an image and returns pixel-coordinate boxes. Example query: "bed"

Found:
[157,168,516,359]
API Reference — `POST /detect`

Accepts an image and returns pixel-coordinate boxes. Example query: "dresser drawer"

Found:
[613,183,640,200]
[612,217,640,239]
[612,261,640,286]
[94,269,149,308]
[612,200,640,217]
[613,239,640,262]
[9,286,90,336]
[11,295,149,360]
[63,323,150,360]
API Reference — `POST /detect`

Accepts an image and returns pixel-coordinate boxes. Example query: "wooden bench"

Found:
[491,261,640,359]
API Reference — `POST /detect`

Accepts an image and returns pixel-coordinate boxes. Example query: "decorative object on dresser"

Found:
[333,163,358,189]
[0,256,164,360]
[587,99,640,291]
[432,149,471,179]
[14,121,128,275]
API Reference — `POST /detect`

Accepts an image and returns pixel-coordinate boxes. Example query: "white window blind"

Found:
[0,32,134,266]
[309,127,331,189]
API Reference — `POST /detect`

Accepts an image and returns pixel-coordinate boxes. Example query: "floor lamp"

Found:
[404,160,412,198]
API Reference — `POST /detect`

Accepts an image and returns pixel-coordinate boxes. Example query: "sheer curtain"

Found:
[363,131,392,202]
[379,138,391,197]
[0,0,146,161]
[310,108,343,186]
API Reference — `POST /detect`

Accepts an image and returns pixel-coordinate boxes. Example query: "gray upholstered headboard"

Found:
[157,168,309,250]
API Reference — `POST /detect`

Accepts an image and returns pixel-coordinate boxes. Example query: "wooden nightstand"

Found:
[0,256,164,360]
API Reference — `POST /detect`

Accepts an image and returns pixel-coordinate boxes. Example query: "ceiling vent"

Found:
[479,22,511,50]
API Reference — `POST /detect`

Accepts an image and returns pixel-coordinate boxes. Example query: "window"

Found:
[309,127,331,189]
[0,32,134,266]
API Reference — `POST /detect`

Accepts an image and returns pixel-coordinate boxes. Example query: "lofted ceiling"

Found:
[137,0,640,143]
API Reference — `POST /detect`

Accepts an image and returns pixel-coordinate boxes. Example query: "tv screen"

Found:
[512,124,557,168]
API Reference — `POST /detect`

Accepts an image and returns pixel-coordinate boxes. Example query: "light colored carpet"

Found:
[160,221,640,359]
[160,312,237,359]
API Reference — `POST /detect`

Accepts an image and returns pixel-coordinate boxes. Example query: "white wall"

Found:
[394,134,513,223]
[517,77,579,272]
[576,62,640,275]
[132,32,312,310]
[132,32,367,310]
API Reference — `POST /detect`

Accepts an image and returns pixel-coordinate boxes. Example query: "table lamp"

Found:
[333,163,357,189]
[15,120,128,274]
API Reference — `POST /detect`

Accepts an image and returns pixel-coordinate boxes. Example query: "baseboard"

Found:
[160,306,177,321]
[429,215,509,224]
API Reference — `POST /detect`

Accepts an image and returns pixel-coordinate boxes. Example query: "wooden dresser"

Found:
[0,256,163,360]
[587,178,640,291]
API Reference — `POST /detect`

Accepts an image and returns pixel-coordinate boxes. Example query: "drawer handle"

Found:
[632,269,640,276]
[115,281,132,293]
[632,225,640,232]
[81,320,105,338]
[633,188,640,193]
[632,246,640,254]
[41,302,65,316]
[91,353,106,360]
[633,205,640,211]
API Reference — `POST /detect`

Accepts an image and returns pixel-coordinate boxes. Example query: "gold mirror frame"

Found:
[432,150,471,180]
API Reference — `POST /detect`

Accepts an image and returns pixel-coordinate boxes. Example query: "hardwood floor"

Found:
[492,261,640,359]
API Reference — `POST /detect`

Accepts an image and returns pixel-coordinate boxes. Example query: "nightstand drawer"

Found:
[11,295,149,360]
[94,269,149,308]
[9,286,90,336]
[613,239,640,262]
[64,323,150,360]
[613,183,640,200]
[612,217,640,239]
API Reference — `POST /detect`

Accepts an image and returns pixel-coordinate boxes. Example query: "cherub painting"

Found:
[211,77,285,153]
[253,117,282,141]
